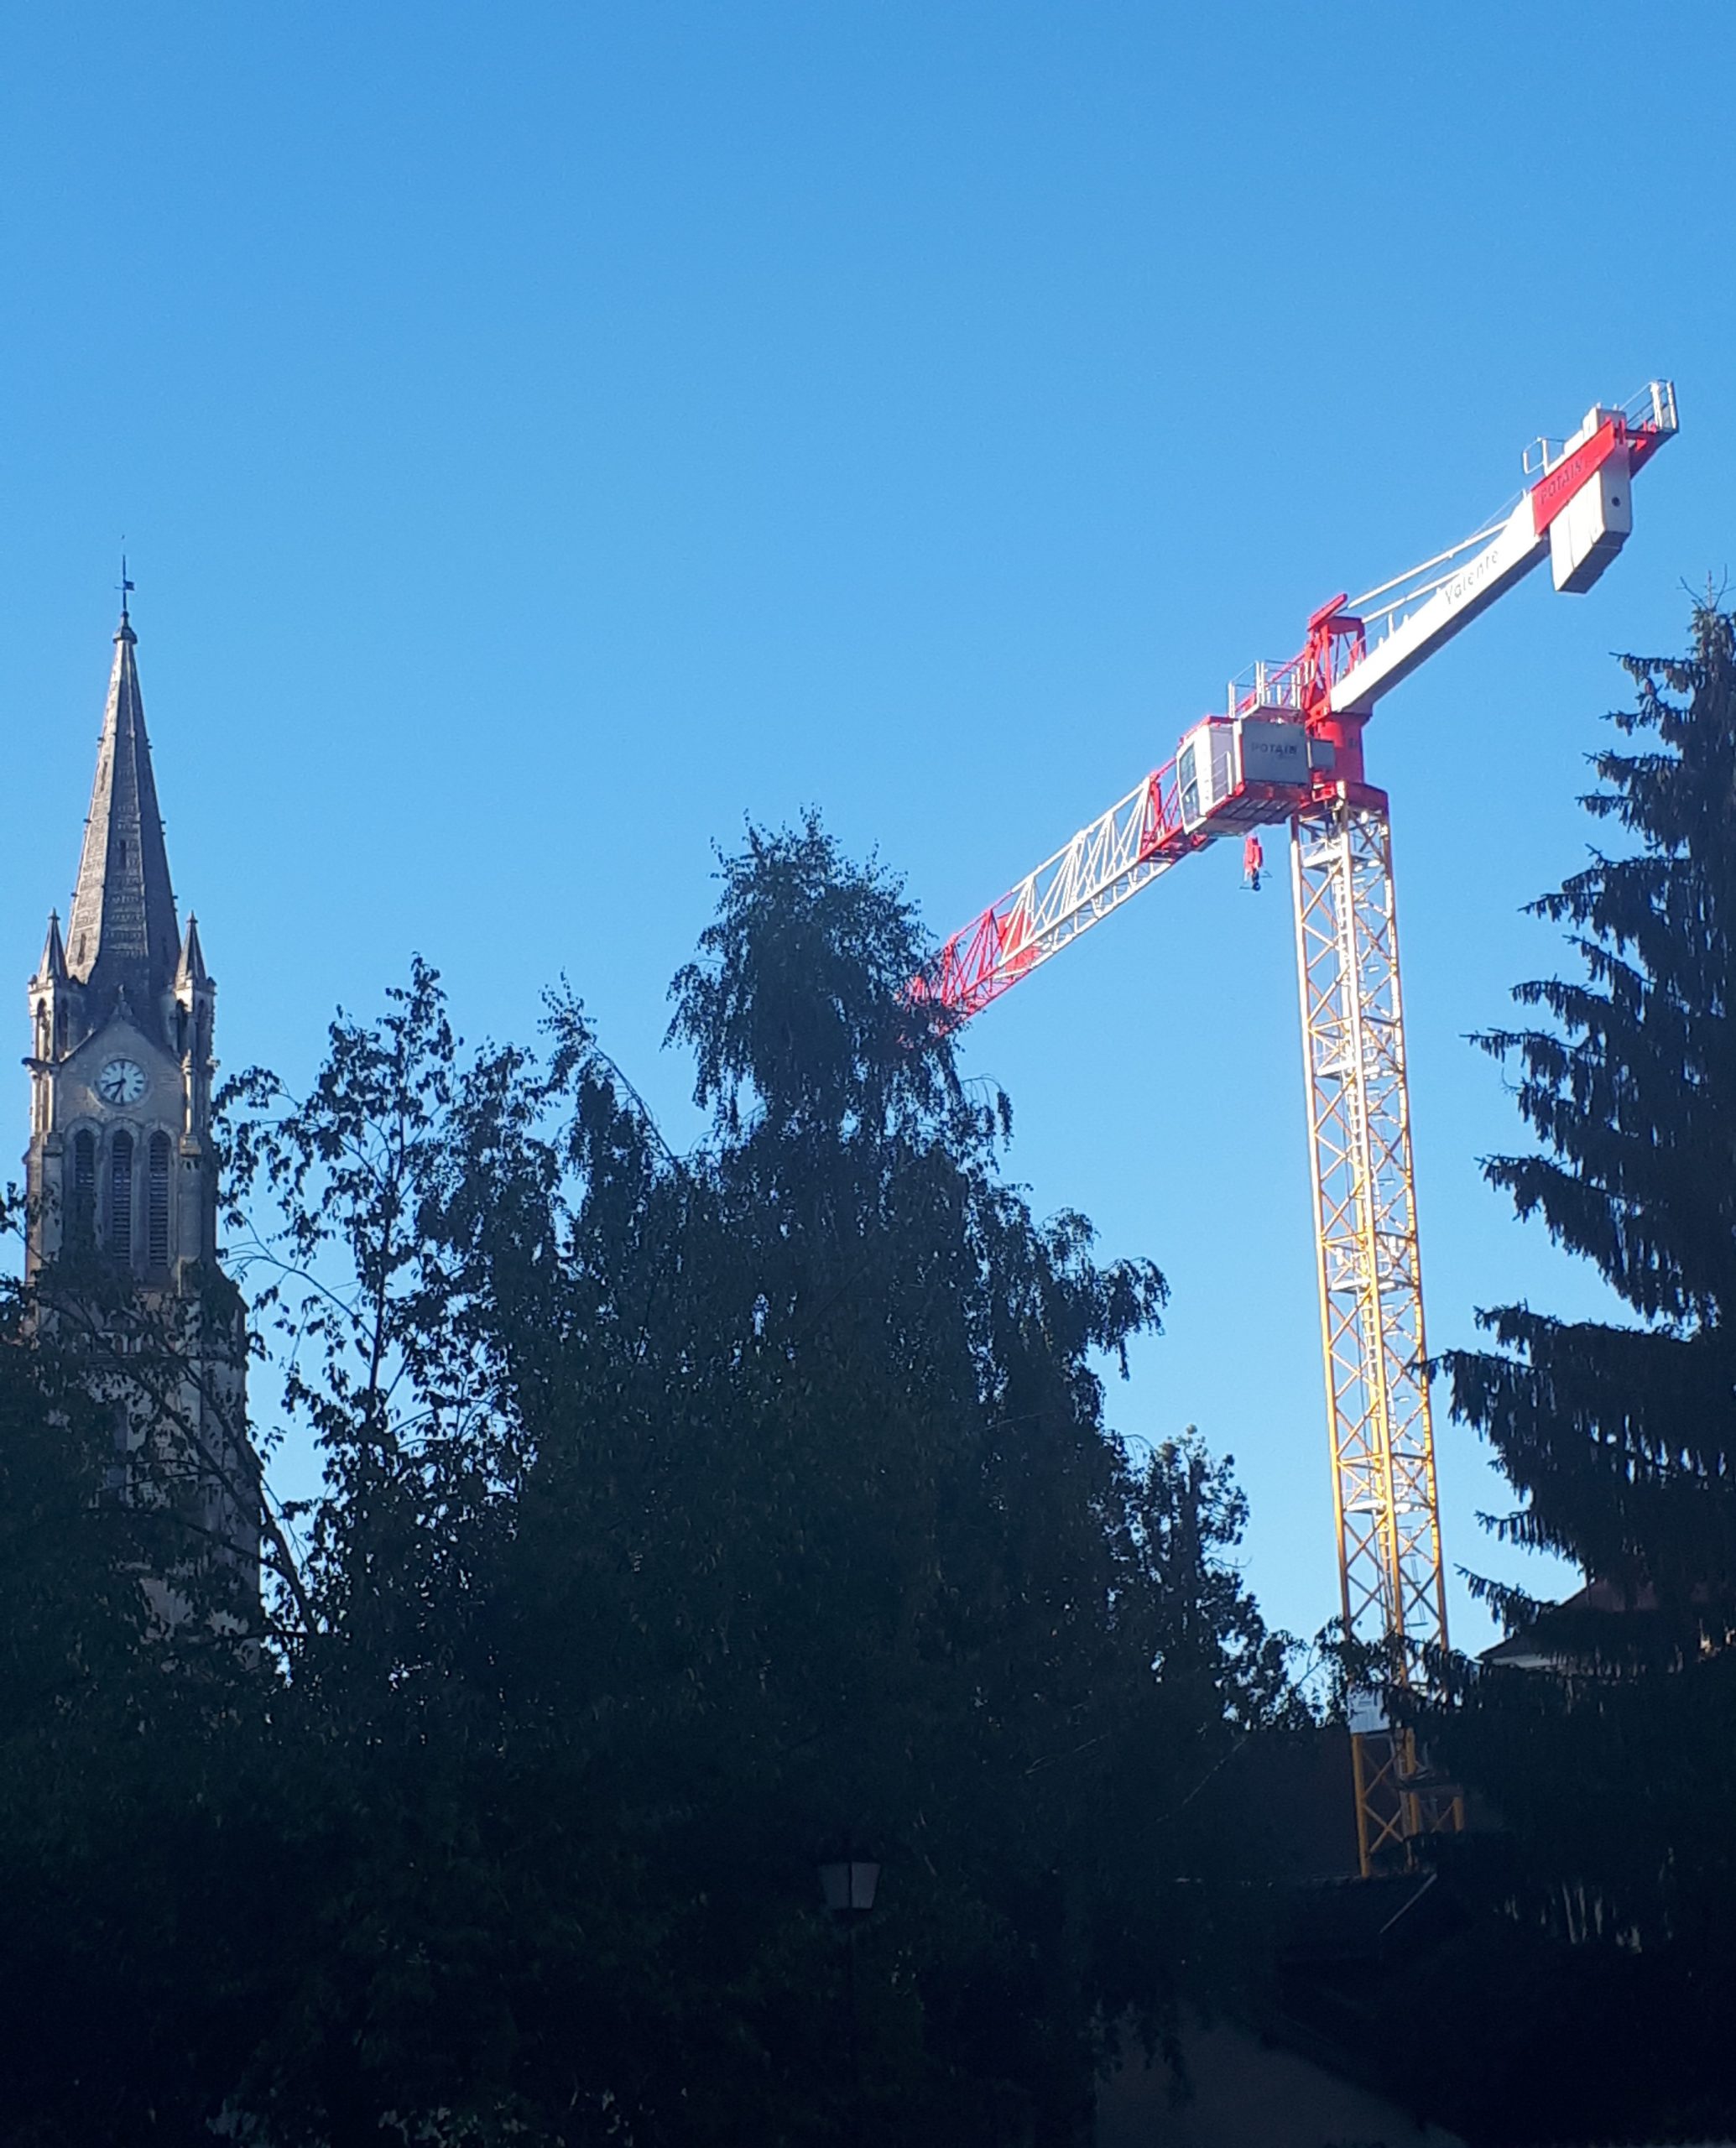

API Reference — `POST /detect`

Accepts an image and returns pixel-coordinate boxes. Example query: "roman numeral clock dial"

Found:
[97,1057,146,1107]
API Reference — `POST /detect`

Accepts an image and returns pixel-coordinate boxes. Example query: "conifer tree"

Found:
[1447,601,1736,1626]
[1406,604,1736,2145]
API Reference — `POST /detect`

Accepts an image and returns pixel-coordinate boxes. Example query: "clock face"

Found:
[96,1057,147,1107]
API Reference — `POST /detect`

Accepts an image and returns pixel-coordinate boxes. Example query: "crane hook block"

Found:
[1243,833,1264,892]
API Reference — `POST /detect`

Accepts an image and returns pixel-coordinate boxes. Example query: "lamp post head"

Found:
[819,1859,879,1913]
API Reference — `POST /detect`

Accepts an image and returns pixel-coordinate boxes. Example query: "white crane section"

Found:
[916,764,1194,1019]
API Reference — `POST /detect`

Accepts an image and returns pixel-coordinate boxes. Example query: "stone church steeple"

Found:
[63,605,182,1032]
[25,603,257,1598]
[27,603,222,1277]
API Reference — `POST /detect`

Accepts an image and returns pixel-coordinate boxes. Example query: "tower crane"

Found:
[917,382,1680,1875]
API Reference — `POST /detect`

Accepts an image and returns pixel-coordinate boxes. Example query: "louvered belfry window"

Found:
[72,1130,96,1245]
[148,1134,171,1270]
[111,1133,133,1262]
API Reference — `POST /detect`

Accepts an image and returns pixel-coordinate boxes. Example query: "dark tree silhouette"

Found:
[1392,604,1736,2146]
[0,818,1314,2146]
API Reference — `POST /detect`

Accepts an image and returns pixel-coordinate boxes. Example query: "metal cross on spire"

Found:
[117,548,134,621]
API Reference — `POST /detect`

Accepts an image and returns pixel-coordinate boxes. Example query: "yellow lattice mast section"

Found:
[1292,799,1460,1873]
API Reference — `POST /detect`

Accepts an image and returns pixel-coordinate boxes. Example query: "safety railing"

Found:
[1227,657,1310,718]
[1525,378,1677,478]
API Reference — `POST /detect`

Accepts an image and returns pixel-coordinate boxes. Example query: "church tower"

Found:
[24,602,258,1597]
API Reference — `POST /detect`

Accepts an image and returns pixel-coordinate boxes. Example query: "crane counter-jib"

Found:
[1327,495,1549,717]
[1329,383,1679,717]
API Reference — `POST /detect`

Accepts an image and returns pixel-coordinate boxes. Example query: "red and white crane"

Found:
[918,382,1680,1874]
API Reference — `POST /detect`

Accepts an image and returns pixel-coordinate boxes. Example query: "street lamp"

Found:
[818,1859,879,1913]
[818,1855,879,2136]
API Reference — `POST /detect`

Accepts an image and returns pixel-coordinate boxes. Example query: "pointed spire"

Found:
[175,912,208,990]
[63,609,180,1030]
[36,910,67,985]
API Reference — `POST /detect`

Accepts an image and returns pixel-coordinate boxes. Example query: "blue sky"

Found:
[2,2,1732,1649]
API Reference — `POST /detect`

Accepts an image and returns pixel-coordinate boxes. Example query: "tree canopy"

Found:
[0,816,1314,2146]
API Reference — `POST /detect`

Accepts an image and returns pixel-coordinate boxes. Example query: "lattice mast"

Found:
[1291,798,1457,1865]
[919,384,1680,1875]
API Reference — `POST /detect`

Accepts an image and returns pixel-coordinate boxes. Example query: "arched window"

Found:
[148,1134,171,1270]
[110,1133,133,1263]
[71,1130,96,1246]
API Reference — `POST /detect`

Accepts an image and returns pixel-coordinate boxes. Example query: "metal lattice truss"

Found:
[920,762,1195,1019]
[1291,800,1458,1870]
